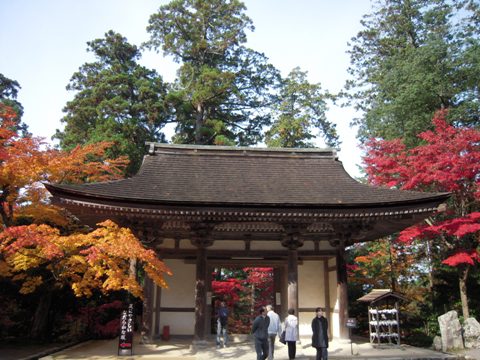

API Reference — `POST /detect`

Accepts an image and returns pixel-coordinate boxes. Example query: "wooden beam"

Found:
[157,248,336,259]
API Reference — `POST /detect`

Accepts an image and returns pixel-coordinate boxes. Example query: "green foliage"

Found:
[0,73,27,135]
[345,0,480,146]
[54,31,171,175]
[266,67,339,148]
[145,0,280,146]
[404,331,434,347]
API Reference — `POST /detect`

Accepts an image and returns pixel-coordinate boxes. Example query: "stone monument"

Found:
[438,310,464,352]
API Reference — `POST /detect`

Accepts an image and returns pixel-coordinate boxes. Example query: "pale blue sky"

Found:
[1,0,373,177]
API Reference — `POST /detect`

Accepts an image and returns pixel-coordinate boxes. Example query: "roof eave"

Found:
[44,183,450,210]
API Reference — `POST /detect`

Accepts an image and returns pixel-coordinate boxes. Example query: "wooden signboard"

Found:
[118,303,134,356]
[346,318,358,328]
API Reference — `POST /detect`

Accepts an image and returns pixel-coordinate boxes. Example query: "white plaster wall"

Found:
[319,241,336,250]
[301,241,315,251]
[160,238,175,249]
[209,240,245,250]
[298,260,324,336]
[179,239,196,249]
[297,259,339,338]
[251,241,284,250]
[299,260,325,308]
[160,313,195,335]
[160,259,196,335]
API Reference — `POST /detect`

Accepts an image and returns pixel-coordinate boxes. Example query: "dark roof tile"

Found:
[47,144,449,207]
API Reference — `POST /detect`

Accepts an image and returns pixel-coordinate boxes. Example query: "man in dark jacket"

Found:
[311,307,329,360]
[252,306,270,360]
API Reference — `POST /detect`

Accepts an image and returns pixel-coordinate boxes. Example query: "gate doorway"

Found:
[209,264,286,334]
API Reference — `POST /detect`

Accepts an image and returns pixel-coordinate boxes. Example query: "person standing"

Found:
[252,306,270,360]
[311,307,329,360]
[216,301,229,348]
[284,308,298,360]
[266,305,281,360]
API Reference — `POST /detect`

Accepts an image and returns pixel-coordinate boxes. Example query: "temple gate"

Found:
[46,144,449,342]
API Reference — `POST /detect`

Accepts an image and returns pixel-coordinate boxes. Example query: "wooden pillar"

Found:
[323,258,331,335]
[336,239,349,339]
[192,246,208,344]
[142,276,154,341]
[282,227,304,320]
[190,224,213,347]
[287,248,299,312]
[273,268,283,315]
[154,285,162,338]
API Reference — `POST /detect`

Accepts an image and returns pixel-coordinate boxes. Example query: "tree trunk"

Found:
[195,104,204,144]
[388,237,396,291]
[30,290,53,340]
[459,266,470,319]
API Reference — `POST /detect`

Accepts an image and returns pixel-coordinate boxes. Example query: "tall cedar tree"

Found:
[265,67,339,148]
[363,111,480,319]
[0,104,171,338]
[54,31,171,175]
[145,0,280,146]
[0,73,28,135]
[345,0,480,146]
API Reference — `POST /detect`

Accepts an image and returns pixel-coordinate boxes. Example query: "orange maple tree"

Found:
[0,103,171,300]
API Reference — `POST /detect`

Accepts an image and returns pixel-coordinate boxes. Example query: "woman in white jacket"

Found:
[284,308,298,360]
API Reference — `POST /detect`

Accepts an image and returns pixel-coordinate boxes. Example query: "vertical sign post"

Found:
[118,303,134,356]
[346,318,358,355]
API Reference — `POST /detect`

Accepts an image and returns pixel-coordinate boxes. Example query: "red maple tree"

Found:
[211,267,274,333]
[363,110,480,318]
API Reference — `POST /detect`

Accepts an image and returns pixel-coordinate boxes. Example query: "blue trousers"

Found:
[255,337,268,360]
[216,320,228,346]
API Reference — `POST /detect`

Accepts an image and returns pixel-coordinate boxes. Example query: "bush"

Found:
[403,331,433,347]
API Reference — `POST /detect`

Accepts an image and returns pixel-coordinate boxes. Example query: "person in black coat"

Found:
[311,307,329,360]
[252,306,270,360]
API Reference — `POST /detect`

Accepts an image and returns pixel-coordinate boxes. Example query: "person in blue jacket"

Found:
[216,301,229,348]
[252,306,270,360]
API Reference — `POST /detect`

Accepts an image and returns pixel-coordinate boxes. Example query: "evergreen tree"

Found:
[145,0,280,146]
[265,67,339,148]
[345,0,480,146]
[0,73,28,135]
[54,31,171,174]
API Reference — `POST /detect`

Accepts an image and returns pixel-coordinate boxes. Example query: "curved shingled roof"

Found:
[45,144,449,208]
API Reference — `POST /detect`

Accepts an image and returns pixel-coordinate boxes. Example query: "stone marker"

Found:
[438,310,464,352]
[432,335,442,351]
[463,317,480,349]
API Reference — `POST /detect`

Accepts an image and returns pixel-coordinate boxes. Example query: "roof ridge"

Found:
[145,142,338,159]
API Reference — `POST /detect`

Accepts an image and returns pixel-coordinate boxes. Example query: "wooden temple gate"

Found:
[46,144,449,342]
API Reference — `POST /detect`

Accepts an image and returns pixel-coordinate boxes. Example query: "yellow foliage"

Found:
[10,250,44,271]
[19,275,43,294]
[0,220,171,299]
[0,260,11,276]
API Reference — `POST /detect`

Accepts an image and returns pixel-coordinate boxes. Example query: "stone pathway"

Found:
[2,335,478,360]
